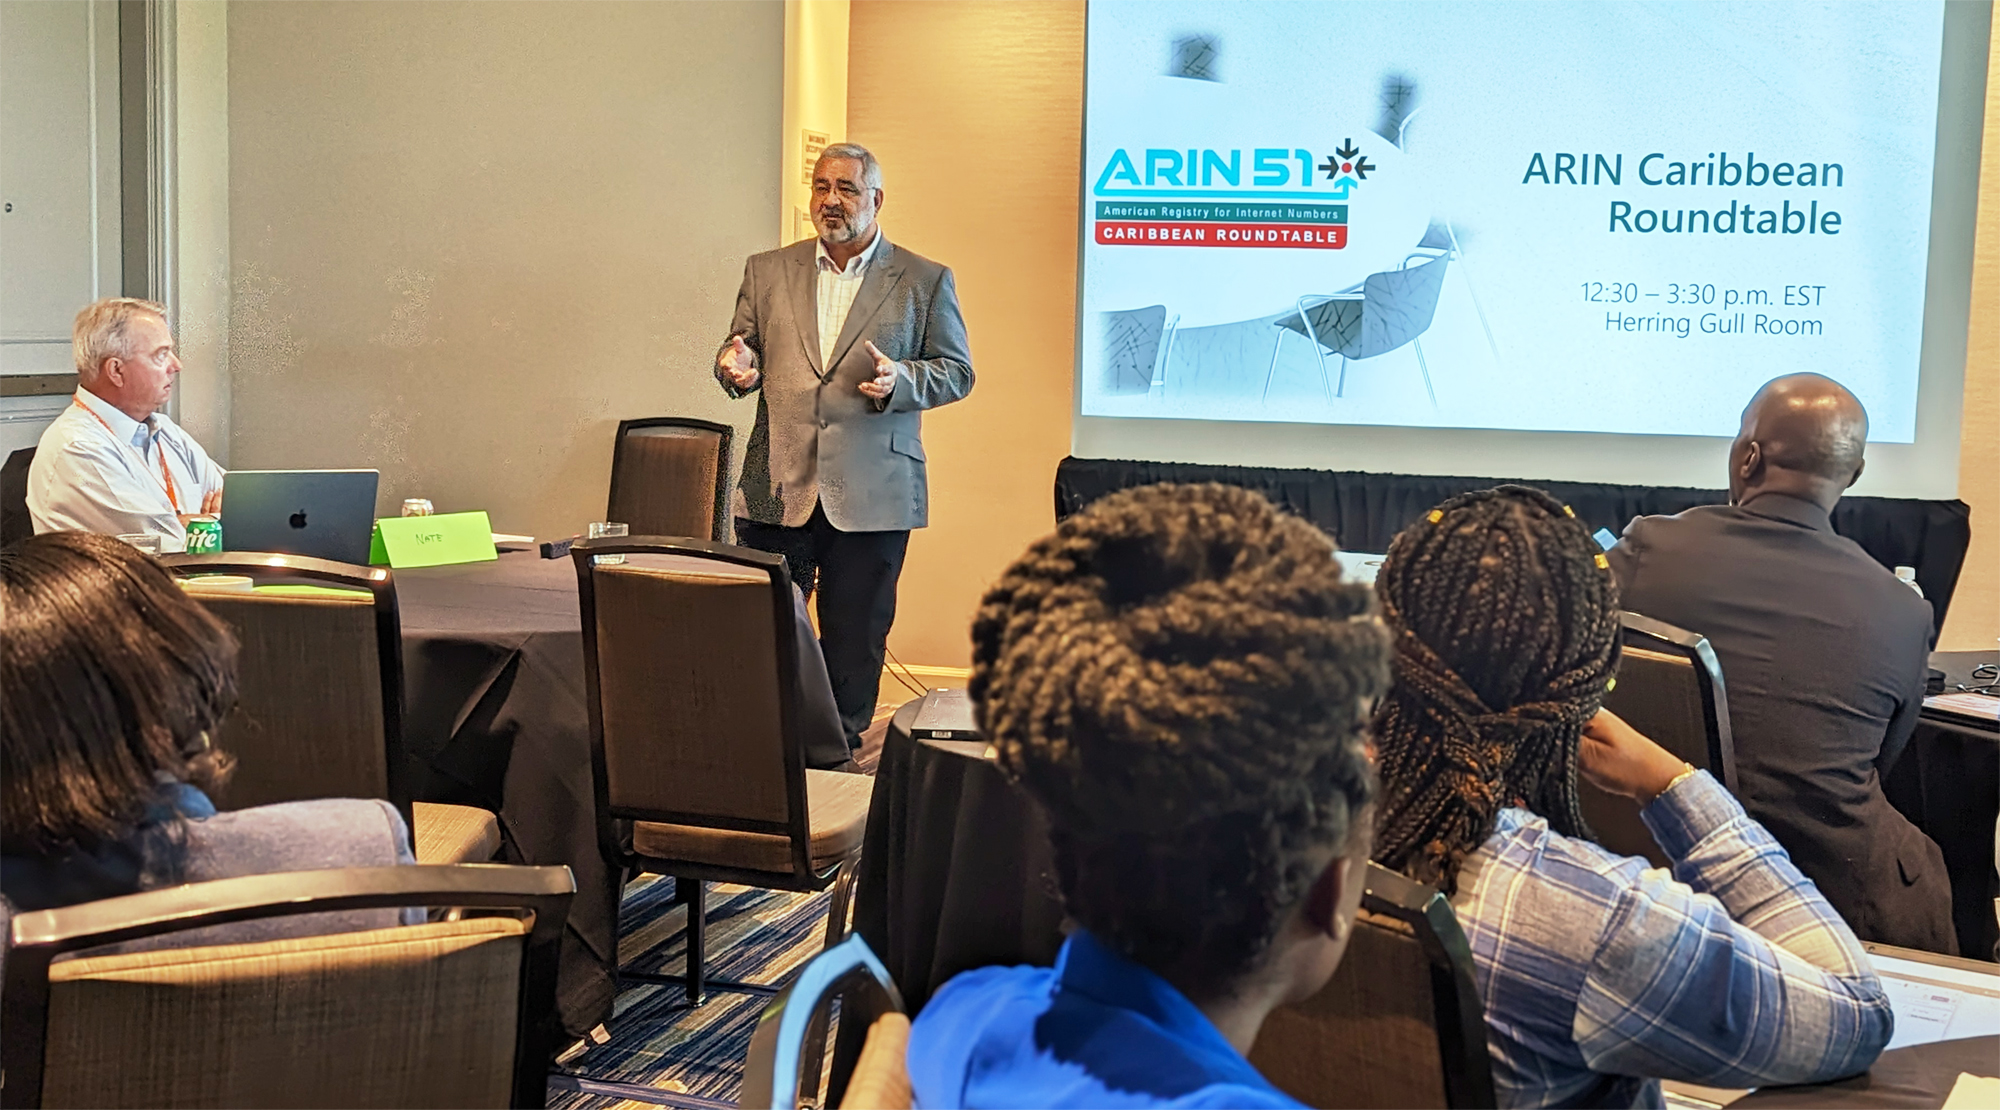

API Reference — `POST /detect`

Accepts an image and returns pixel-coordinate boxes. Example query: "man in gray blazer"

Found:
[716,143,974,748]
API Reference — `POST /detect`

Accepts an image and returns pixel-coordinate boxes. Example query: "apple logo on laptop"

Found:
[289,510,309,530]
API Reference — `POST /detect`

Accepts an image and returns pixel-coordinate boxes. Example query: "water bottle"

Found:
[1893,566,1924,599]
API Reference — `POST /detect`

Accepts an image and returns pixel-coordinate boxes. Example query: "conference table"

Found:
[396,551,616,1037]
[1887,650,2000,960]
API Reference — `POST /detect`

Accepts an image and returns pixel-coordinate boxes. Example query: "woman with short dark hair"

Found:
[1370,486,1891,1109]
[1,531,412,915]
[907,483,1389,1109]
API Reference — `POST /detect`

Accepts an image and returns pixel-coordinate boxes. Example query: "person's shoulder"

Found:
[1458,809,1649,920]
[181,797,411,876]
[919,962,1056,1024]
[1625,503,1736,540]
[881,237,950,279]
[746,240,815,270]
[34,408,111,459]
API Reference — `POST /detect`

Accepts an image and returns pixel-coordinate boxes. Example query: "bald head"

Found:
[1728,373,1868,511]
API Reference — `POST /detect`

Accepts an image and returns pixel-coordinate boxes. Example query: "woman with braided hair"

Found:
[906,483,1388,1109]
[1371,486,1891,1109]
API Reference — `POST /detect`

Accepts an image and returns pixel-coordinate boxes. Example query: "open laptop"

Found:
[219,470,380,565]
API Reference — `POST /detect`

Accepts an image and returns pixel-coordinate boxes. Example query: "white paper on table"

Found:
[1942,1073,2000,1109]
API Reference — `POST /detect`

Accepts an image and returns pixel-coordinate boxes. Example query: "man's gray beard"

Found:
[816,214,871,245]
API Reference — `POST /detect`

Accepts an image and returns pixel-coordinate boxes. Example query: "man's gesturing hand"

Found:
[859,341,898,401]
[1579,708,1694,806]
[719,334,761,390]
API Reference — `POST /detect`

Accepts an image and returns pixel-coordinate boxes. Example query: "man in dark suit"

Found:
[715,143,974,749]
[1606,374,1954,952]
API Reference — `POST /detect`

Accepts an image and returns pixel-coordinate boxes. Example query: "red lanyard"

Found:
[74,401,183,514]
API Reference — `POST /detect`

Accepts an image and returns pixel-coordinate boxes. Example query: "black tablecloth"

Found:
[832,699,1065,1101]
[1727,1035,1999,1108]
[1054,457,1973,638]
[396,552,618,1037]
[1886,651,2000,961]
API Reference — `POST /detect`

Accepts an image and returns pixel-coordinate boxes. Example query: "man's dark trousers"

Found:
[736,501,909,747]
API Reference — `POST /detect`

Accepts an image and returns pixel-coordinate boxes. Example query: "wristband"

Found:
[1645,762,1698,806]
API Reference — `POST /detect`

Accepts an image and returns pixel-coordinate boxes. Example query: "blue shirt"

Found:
[1452,771,1892,1108]
[907,930,1305,1109]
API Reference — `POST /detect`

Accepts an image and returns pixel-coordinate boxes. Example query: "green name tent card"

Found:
[368,510,498,568]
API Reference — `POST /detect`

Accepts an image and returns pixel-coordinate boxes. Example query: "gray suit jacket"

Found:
[717,234,974,532]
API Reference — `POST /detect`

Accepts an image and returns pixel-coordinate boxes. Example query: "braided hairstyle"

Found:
[971,483,1388,1000]
[1370,486,1621,895]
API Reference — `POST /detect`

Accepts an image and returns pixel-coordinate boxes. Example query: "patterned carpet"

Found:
[545,709,895,1109]
[547,874,838,1110]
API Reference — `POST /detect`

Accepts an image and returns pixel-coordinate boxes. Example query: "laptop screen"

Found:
[1869,950,2000,1050]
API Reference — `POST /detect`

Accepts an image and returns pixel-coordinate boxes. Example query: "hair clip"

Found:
[1562,505,1577,518]
[1427,510,1443,523]
[1593,553,1610,569]
[1607,677,1617,692]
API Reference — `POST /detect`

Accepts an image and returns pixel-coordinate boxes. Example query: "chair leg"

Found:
[684,879,706,1005]
[1337,353,1348,398]
[796,864,858,1110]
[823,864,857,950]
[1263,327,1285,402]
[1412,338,1438,408]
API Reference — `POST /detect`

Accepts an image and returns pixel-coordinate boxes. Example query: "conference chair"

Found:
[161,552,502,865]
[1,446,35,548]
[0,863,574,1109]
[1581,611,1737,867]
[742,933,909,1110]
[606,416,733,541]
[570,536,871,1006]
[1269,253,1450,407]
[1249,861,1495,1110]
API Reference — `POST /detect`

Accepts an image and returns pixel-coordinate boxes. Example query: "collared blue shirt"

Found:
[907,929,1305,1109]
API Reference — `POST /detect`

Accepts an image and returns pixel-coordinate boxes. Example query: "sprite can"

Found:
[185,515,223,555]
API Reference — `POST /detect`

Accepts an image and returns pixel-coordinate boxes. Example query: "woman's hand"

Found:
[1579,708,1692,806]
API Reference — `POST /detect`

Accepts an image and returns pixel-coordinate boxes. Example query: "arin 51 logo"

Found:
[1095,141,1376,195]
[1092,140,1374,250]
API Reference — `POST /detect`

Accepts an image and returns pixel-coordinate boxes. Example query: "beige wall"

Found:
[174,0,230,461]
[847,0,1083,669]
[852,0,1995,666]
[1941,13,2000,653]
[225,0,782,536]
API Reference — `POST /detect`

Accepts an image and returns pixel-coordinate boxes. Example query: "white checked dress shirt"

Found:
[814,226,885,367]
[27,388,225,551]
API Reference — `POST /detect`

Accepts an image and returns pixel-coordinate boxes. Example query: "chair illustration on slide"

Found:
[1099,305,1180,397]
[1267,253,1450,408]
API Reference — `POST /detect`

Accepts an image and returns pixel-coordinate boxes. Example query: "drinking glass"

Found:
[588,521,628,565]
[117,533,163,555]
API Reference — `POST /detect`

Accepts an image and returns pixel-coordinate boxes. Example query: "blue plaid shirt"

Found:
[1451,771,1893,1108]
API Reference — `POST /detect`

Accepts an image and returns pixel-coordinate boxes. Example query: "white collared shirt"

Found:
[814,226,884,368]
[27,389,226,551]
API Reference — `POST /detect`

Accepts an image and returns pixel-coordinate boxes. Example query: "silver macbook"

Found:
[220,469,380,565]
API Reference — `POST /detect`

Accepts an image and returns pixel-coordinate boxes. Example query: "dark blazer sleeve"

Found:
[1875,606,1933,773]
[882,266,974,414]
[715,255,765,399]
[1605,516,1647,597]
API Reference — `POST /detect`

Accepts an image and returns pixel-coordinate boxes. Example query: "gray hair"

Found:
[73,297,167,380]
[816,142,883,191]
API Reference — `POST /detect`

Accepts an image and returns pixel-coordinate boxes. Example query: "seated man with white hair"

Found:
[28,298,224,550]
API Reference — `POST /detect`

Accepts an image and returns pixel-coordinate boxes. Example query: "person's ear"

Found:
[1737,441,1764,484]
[1304,856,1356,943]
[873,188,884,214]
[1846,456,1865,490]
[98,357,123,388]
